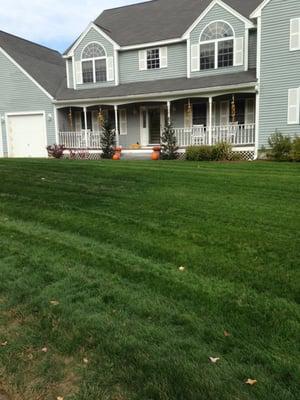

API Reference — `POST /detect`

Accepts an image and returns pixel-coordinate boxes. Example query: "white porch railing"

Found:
[174,124,255,147]
[59,131,103,149]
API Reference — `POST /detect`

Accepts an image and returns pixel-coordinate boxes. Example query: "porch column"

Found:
[208,97,213,146]
[167,101,171,125]
[114,105,120,147]
[83,106,88,148]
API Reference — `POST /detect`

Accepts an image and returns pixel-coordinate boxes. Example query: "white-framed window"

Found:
[290,18,300,51]
[139,47,168,71]
[81,42,108,83]
[200,21,234,70]
[191,21,244,72]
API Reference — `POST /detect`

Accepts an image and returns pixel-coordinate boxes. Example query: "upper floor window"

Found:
[200,21,234,70]
[290,18,300,51]
[81,42,107,83]
[139,47,168,71]
[147,48,160,69]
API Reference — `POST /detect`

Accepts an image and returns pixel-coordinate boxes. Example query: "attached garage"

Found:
[6,112,47,158]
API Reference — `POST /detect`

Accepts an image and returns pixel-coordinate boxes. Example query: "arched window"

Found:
[200,21,234,70]
[81,42,107,83]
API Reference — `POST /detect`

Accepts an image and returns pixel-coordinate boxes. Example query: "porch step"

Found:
[121,150,152,161]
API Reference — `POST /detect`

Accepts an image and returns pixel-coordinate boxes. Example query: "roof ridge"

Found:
[0,29,61,55]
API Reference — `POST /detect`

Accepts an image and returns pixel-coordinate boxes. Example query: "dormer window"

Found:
[81,42,107,83]
[200,21,234,70]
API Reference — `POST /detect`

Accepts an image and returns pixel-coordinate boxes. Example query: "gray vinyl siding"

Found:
[119,43,187,84]
[73,27,116,89]
[259,0,300,147]
[248,29,257,69]
[190,3,246,78]
[67,58,74,88]
[0,50,55,157]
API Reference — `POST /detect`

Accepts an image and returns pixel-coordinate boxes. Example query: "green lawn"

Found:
[0,159,299,400]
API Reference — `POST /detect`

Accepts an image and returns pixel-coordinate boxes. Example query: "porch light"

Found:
[0,116,5,123]
[47,113,53,122]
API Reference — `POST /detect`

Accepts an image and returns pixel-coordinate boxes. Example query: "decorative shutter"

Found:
[245,99,255,124]
[139,50,147,70]
[119,109,127,135]
[220,101,229,126]
[107,57,114,81]
[234,37,244,66]
[75,61,82,85]
[191,44,199,72]
[290,18,300,51]
[184,104,193,128]
[288,88,300,124]
[160,47,168,68]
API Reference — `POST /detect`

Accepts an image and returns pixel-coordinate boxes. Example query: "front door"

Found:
[148,107,161,144]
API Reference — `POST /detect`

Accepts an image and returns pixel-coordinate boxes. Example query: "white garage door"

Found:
[7,113,47,158]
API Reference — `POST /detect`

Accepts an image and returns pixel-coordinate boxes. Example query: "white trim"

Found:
[254,91,260,159]
[5,111,47,158]
[250,0,272,19]
[183,0,254,39]
[54,82,257,106]
[287,88,300,125]
[119,108,127,135]
[0,47,53,100]
[256,17,262,80]
[187,37,191,78]
[66,60,70,88]
[72,55,77,89]
[53,105,59,144]
[244,28,249,71]
[114,49,119,85]
[0,116,3,157]
[120,38,184,51]
[64,23,120,57]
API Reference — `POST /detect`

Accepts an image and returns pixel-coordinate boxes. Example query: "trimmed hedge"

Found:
[186,142,233,161]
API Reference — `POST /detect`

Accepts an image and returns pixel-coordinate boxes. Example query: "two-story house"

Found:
[0,0,299,159]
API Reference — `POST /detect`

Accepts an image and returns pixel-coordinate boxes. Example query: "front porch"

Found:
[57,93,256,150]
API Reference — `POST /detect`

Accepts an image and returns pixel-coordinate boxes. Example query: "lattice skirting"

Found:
[232,150,255,161]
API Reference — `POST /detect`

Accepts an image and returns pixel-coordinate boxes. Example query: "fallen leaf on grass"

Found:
[245,379,257,386]
[209,357,220,364]
[224,331,231,337]
[83,358,89,364]
[57,397,64,400]
[179,266,185,271]
[1,341,8,347]
[50,300,60,306]
[41,347,48,353]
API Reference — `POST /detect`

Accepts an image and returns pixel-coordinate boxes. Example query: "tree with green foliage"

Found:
[101,120,116,159]
[161,122,179,160]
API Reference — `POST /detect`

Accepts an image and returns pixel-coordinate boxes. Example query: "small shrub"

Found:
[47,144,65,159]
[161,123,179,160]
[101,120,115,159]
[291,137,300,162]
[267,132,292,161]
[186,145,213,161]
[211,142,232,161]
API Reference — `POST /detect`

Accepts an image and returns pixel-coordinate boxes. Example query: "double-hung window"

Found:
[81,42,107,83]
[147,48,160,69]
[199,21,234,70]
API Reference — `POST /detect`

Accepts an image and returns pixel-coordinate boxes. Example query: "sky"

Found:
[0,0,148,52]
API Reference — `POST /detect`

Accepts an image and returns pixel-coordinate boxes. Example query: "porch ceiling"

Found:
[55,69,257,103]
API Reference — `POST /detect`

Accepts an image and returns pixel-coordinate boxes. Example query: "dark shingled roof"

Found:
[93,0,263,47]
[55,69,257,102]
[0,30,66,97]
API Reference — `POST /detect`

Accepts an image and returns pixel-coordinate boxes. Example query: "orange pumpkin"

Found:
[113,153,121,161]
[153,146,161,152]
[151,151,160,161]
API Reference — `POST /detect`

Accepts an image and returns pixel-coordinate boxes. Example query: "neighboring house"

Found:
[0,0,299,159]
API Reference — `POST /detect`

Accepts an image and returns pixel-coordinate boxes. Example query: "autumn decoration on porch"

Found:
[98,108,105,129]
[161,122,179,160]
[151,146,161,160]
[113,146,122,160]
[100,120,115,159]
[68,107,73,131]
[231,95,236,123]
